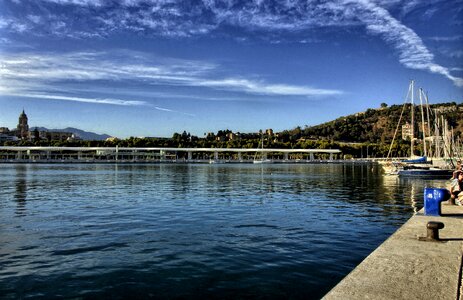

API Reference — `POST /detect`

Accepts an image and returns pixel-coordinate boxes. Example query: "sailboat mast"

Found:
[434,109,442,158]
[419,88,427,157]
[424,91,432,158]
[261,131,264,151]
[443,117,450,159]
[410,80,415,157]
[434,113,440,158]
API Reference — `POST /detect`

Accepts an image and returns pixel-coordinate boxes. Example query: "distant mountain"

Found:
[32,127,111,141]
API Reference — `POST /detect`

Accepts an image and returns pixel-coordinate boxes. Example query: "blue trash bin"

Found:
[424,188,451,216]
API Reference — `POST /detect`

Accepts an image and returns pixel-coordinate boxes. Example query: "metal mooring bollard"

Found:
[418,221,445,242]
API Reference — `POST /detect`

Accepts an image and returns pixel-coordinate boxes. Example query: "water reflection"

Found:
[14,164,28,216]
[0,163,453,299]
[380,174,449,215]
[410,184,418,214]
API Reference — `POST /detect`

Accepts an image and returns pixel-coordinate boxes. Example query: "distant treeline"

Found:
[3,102,462,159]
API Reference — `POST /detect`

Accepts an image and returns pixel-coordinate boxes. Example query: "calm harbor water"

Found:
[0,163,449,299]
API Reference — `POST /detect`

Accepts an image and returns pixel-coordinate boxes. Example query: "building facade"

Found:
[401,123,413,140]
[0,110,76,142]
[16,110,29,140]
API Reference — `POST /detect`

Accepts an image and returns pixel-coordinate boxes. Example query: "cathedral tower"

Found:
[17,110,29,139]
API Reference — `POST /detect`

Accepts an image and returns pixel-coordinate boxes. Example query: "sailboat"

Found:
[253,130,273,164]
[382,80,454,177]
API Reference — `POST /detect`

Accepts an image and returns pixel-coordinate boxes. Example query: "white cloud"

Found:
[428,35,463,42]
[0,16,31,33]
[0,17,10,29]
[40,0,104,6]
[339,0,463,87]
[0,51,342,97]
[1,91,194,115]
[152,106,195,116]
[27,15,42,24]
[439,48,463,59]
[2,92,147,106]
[0,37,11,44]
[2,0,461,86]
[197,78,342,96]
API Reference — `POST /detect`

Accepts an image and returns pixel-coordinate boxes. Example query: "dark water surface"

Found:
[0,163,448,299]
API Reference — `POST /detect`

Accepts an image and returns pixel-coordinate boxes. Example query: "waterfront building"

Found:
[105,137,120,143]
[0,134,18,142]
[40,131,75,141]
[0,127,10,134]
[0,146,342,162]
[0,111,77,142]
[16,110,29,140]
[0,126,18,141]
[226,132,240,140]
[434,106,457,113]
[26,128,73,142]
[401,123,412,140]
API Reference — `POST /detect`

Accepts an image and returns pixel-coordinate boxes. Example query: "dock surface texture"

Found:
[324,204,463,300]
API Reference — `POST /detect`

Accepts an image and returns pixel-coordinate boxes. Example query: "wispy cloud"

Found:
[1,91,194,115]
[1,0,461,86]
[4,92,147,106]
[151,106,195,116]
[427,35,463,42]
[0,51,342,97]
[197,79,342,96]
[440,49,463,59]
[41,0,103,6]
[339,0,463,87]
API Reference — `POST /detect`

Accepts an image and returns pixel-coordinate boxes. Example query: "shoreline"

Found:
[0,159,373,164]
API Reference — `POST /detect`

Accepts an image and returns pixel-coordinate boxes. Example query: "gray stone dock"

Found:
[324,204,463,300]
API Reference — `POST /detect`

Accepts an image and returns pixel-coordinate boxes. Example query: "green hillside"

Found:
[299,102,463,144]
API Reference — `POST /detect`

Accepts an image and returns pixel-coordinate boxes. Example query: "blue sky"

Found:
[0,0,462,138]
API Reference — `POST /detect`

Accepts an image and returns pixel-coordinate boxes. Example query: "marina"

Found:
[380,80,461,178]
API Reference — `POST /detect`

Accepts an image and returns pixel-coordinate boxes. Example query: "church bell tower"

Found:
[17,110,29,139]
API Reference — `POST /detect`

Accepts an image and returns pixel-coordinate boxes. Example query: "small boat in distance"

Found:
[253,130,273,164]
[397,168,453,178]
[253,158,273,164]
[209,159,226,164]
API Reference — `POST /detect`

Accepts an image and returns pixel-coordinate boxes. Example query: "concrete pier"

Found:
[324,204,463,299]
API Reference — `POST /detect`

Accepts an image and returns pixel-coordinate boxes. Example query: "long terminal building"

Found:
[0,146,342,163]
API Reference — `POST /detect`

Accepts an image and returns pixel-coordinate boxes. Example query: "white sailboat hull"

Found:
[253,159,273,164]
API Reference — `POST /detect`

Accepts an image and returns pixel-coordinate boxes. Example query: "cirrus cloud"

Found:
[0,51,343,101]
[1,0,461,86]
